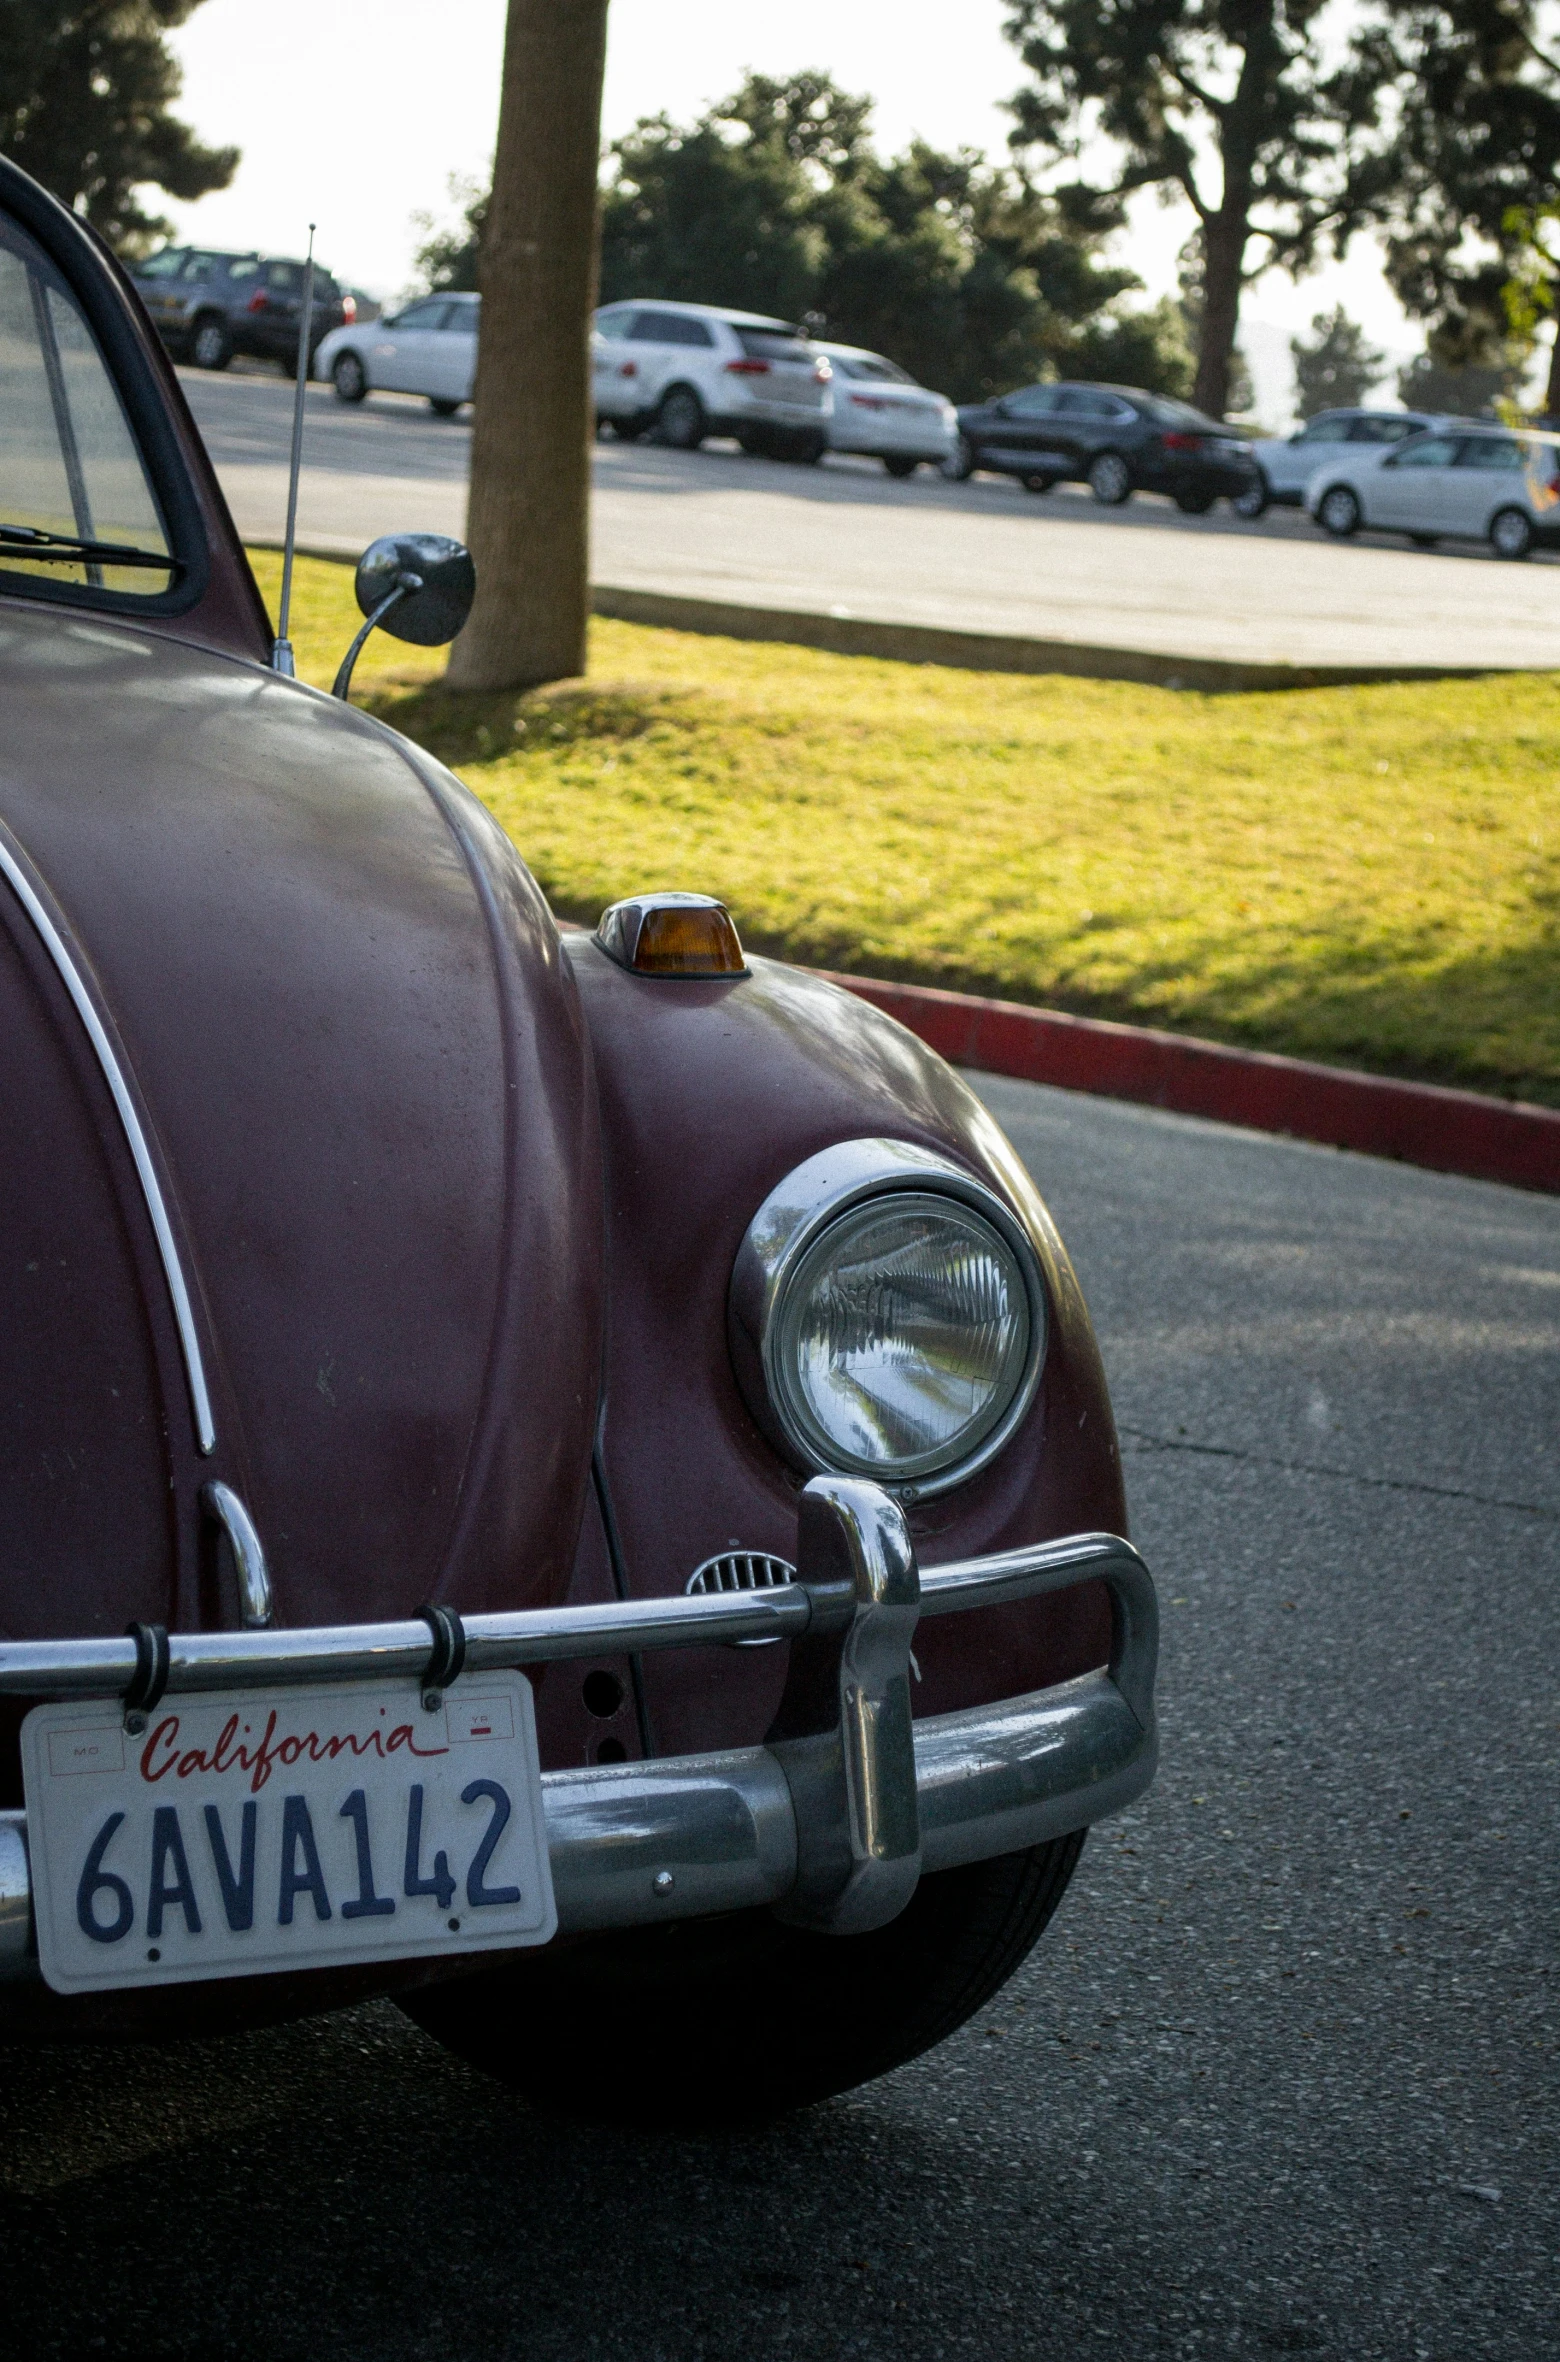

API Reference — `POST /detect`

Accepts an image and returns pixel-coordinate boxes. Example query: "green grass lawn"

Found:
[250,549,1560,1105]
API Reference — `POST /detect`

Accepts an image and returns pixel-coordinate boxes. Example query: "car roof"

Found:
[596,297,803,333]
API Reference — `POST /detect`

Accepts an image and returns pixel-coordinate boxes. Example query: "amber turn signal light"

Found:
[595,892,747,977]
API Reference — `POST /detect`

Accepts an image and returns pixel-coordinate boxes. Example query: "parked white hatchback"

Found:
[1306,422,1560,559]
[592,300,831,459]
[317,292,479,415]
[816,342,957,475]
[1235,407,1437,518]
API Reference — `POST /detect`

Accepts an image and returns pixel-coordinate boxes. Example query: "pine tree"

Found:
[1290,305,1387,414]
[0,1,236,254]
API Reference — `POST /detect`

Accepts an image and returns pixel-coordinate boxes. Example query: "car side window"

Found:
[0,207,172,600]
[1348,418,1403,443]
[594,310,632,341]
[1055,389,1113,417]
[1002,386,1059,418]
[1390,436,1459,469]
[387,300,448,331]
[136,249,187,280]
[1459,437,1524,471]
[631,310,714,346]
[1297,416,1349,442]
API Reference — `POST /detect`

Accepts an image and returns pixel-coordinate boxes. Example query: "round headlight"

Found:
[730,1141,1048,1497]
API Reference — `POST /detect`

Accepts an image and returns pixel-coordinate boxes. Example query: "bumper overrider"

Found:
[0,1479,1156,1984]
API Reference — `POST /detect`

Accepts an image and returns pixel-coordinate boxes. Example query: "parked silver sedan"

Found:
[1235,407,1436,518]
[1306,423,1560,559]
[817,343,957,475]
[316,293,479,415]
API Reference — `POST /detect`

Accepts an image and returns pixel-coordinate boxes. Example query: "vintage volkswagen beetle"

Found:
[0,157,1156,2121]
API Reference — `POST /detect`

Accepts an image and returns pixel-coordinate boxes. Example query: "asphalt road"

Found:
[4,1079,1556,2362]
[180,366,1560,675]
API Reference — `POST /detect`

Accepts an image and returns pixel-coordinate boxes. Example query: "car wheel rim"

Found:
[1493,513,1528,556]
[1093,457,1127,501]
[1322,491,1355,532]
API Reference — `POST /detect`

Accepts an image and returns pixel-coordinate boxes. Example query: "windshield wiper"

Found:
[0,523,179,572]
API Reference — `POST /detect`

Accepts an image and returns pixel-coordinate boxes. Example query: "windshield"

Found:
[0,209,171,596]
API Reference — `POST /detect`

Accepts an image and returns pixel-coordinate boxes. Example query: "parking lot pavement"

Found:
[3,1080,1555,2362]
[181,367,1560,675]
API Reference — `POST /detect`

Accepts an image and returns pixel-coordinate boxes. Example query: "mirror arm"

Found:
[331,571,423,701]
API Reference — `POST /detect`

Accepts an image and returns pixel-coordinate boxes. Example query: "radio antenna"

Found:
[271,223,316,675]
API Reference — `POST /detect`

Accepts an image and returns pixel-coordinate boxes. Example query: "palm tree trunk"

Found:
[445,0,611,692]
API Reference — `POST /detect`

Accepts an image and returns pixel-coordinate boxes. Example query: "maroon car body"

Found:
[0,159,1155,2115]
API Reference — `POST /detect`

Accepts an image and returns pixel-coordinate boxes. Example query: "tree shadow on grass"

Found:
[360,676,702,772]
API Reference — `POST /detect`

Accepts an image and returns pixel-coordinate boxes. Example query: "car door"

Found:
[1366,433,1461,529]
[1270,413,1354,498]
[978,385,1065,471]
[428,300,478,401]
[1050,386,1127,473]
[623,309,691,412]
[1456,434,1528,535]
[368,299,450,393]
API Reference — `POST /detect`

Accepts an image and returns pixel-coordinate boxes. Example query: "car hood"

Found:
[0,607,601,1642]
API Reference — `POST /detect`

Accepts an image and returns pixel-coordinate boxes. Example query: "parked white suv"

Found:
[593,301,831,460]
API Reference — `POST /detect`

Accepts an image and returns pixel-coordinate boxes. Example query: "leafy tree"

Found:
[1397,346,1524,411]
[1290,304,1387,414]
[1358,1,1560,405]
[1503,195,1560,414]
[420,72,1194,401]
[1003,0,1392,419]
[0,0,236,255]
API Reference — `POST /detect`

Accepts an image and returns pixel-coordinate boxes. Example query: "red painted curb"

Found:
[820,971,1560,1195]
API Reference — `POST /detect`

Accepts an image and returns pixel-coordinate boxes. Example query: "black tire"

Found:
[1490,505,1533,561]
[1409,532,1439,548]
[1316,483,1361,538]
[780,430,827,465]
[189,314,232,371]
[400,1833,1085,2126]
[611,417,646,442]
[883,454,919,478]
[1231,473,1269,519]
[656,385,706,450]
[1173,487,1216,515]
[942,433,976,482]
[332,350,367,403]
[428,397,461,417]
[1021,474,1055,494]
[1088,451,1132,506]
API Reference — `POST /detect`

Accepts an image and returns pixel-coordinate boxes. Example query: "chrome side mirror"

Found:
[332,532,476,699]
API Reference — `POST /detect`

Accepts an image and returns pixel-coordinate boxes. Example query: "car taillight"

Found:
[246,289,268,312]
[1162,430,1203,452]
[851,394,888,410]
[725,358,770,375]
[341,295,356,323]
[619,360,637,378]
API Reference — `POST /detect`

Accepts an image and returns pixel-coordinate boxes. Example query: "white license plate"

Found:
[22,1672,555,1994]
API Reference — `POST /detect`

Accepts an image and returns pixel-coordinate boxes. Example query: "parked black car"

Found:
[947,382,1258,513]
[130,247,350,372]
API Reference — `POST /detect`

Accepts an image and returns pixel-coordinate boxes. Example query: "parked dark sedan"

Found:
[130,245,350,372]
[948,381,1258,513]
[0,155,1158,2124]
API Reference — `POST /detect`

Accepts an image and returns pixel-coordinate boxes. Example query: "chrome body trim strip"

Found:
[0,833,216,1454]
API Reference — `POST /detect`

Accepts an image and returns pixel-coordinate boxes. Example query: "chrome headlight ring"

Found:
[728,1138,1049,1501]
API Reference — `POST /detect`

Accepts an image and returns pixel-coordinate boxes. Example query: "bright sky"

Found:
[162,0,1417,419]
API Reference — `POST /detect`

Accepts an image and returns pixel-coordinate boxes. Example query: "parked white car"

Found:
[593,300,830,460]
[1234,407,1437,518]
[1306,422,1560,559]
[316,292,479,415]
[817,342,957,475]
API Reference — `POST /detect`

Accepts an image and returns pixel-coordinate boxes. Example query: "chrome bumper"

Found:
[0,1479,1156,1984]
